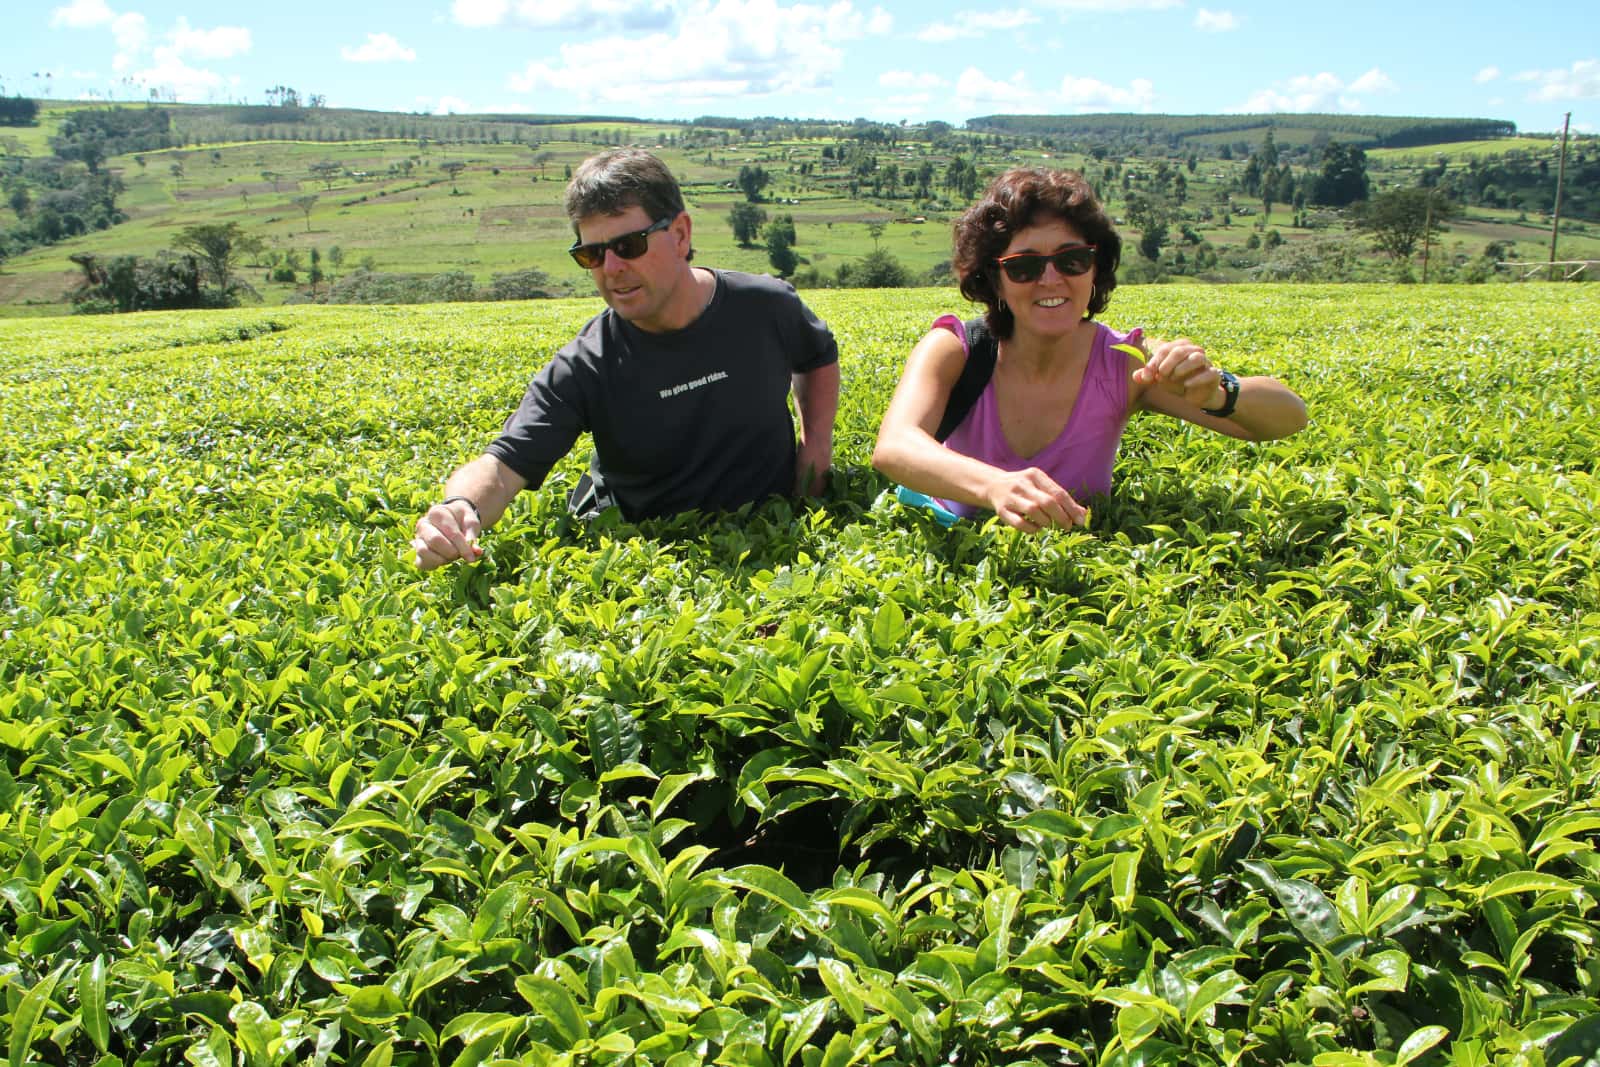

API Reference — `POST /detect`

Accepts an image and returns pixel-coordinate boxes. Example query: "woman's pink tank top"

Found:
[934,314,1137,518]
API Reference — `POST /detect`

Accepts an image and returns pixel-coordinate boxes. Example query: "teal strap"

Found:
[895,485,962,527]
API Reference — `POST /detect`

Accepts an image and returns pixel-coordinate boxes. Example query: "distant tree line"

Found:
[1,161,125,265]
[3,109,164,267]
[51,106,175,168]
[0,96,39,127]
[69,221,260,313]
[1428,149,1599,218]
[309,266,567,305]
[969,113,1518,152]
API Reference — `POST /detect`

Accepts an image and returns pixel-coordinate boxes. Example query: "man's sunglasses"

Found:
[995,244,1098,283]
[568,215,676,269]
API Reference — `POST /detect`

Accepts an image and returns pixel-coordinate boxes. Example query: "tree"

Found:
[309,160,341,190]
[728,202,767,247]
[1261,165,1291,224]
[486,267,563,301]
[1352,188,1458,263]
[768,214,796,248]
[292,194,318,232]
[866,221,886,251]
[1259,129,1279,171]
[56,133,107,174]
[835,249,909,288]
[737,165,771,202]
[1241,155,1261,197]
[441,161,466,192]
[1125,192,1170,261]
[765,222,798,278]
[1309,142,1369,207]
[174,222,248,298]
[69,251,207,312]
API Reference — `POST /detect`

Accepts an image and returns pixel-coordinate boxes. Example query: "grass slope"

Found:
[5,108,1594,314]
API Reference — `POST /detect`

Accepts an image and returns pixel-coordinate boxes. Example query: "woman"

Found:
[872,167,1308,531]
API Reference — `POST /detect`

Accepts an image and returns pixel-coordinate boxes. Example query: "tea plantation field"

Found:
[2,283,1598,1066]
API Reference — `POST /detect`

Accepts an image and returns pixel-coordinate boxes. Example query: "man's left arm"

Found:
[791,361,839,496]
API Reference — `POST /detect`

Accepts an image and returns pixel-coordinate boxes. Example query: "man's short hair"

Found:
[564,149,687,233]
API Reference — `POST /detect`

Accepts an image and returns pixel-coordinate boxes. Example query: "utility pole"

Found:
[1549,112,1570,282]
[1422,191,1433,284]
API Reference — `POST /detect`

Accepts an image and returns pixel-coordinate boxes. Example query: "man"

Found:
[412,149,840,570]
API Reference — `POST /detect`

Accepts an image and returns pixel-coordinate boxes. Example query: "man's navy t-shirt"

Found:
[487,270,838,520]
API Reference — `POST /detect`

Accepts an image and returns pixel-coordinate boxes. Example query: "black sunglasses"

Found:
[995,244,1098,283]
[568,215,676,269]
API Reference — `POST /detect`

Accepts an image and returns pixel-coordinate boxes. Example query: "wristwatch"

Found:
[1203,370,1240,418]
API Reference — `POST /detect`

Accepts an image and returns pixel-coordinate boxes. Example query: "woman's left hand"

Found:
[1132,338,1224,411]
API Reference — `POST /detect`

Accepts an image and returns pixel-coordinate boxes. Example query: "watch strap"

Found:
[1203,370,1240,418]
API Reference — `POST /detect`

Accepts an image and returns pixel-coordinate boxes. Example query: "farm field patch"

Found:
[2,284,1599,1064]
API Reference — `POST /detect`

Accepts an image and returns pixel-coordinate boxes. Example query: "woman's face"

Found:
[994,214,1096,338]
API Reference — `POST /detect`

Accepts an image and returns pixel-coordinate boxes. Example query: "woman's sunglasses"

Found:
[568,214,676,269]
[995,244,1098,283]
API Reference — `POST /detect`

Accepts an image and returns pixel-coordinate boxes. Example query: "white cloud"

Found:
[110,12,148,71]
[51,0,115,28]
[880,70,945,90]
[918,7,1033,42]
[954,66,1038,110]
[451,0,508,27]
[341,33,417,63]
[432,95,472,114]
[1194,8,1238,31]
[507,0,892,104]
[1475,65,1500,84]
[461,0,888,34]
[951,64,1155,113]
[1513,58,1600,102]
[53,6,246,83]
[456,0,675,31]
[1035,0,1181,9]
[130,54,225,101]
[1347,67,1394,94]
[1060,73,1155,111]
[986,7,1038,29]
[168,17,250,60]
[1238,68,1395,113]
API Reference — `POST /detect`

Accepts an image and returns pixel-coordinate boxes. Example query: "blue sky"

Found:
[6,0,1596,134]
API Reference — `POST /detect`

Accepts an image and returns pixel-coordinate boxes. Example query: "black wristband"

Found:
[1203,370,1240,418]
[440,495,481,523]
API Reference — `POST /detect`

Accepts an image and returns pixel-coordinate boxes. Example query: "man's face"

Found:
[574,206,691,333]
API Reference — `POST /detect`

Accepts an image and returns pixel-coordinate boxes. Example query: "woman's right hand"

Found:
[986,467,1089,531]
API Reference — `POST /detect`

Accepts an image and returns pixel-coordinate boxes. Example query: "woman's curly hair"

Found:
[953,167,1122,339]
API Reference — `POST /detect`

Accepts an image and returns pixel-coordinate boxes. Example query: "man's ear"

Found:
[671,212,693,259]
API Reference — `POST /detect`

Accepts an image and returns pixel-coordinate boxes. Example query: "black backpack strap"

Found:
[935,317,997,442]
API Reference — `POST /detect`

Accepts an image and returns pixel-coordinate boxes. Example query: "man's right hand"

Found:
[412,499,484,570]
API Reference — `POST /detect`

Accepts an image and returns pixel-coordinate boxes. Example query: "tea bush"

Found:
[1,284,1598,1065]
